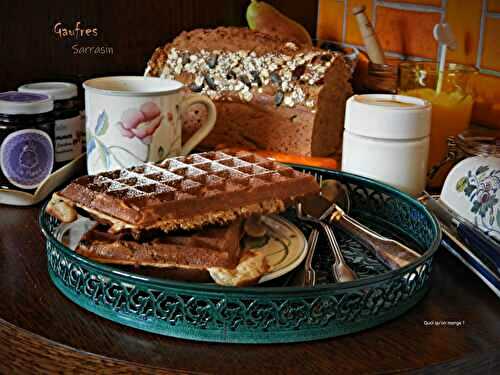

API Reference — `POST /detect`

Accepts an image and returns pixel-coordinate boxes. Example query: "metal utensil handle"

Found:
[330,210,421,269]
[457,221,500,273]
[304,229,319,286]
[319,222,357,282]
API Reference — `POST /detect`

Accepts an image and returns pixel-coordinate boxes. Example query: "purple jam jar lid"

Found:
[0,91,54,115]
[0,128,54,189]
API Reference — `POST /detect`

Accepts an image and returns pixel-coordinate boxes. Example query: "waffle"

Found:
[48,150,319,234]
[76,220,243,269]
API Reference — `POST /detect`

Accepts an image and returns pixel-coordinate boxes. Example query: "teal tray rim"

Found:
[47,266,431,343]
[39,166,442,296]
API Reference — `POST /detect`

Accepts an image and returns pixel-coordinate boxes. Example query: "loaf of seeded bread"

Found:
[146,27,352,156]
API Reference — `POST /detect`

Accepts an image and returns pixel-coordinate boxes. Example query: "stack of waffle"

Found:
[46,150,319,285]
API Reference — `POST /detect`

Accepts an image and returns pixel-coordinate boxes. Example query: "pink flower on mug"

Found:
[117,102,163,145]
[479,191,490,204]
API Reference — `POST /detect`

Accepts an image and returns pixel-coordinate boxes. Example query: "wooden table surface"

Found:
[0,204,499,374]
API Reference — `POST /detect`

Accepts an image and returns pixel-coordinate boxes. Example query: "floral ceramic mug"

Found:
[83,76,216,174]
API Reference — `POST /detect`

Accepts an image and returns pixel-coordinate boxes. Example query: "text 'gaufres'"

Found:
[53,22,98,38]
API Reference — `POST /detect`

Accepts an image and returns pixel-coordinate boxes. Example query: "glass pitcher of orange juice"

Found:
[398,62,477,189]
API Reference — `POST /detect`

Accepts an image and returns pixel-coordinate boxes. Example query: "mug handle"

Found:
[178,94,217,156]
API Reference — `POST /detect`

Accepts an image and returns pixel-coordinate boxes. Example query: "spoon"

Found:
[320,180,421,269]
[297,197,358,283]
[433,22,457,94]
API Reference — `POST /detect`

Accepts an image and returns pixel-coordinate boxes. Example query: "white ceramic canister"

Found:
[341,94,431,196]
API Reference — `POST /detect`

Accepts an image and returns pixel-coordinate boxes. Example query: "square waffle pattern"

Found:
[55,150,319,232]
[83,151,301,202]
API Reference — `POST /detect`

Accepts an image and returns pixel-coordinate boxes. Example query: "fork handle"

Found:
[304,229,319,286]
[330,210,421,269]
[319,222,357,282]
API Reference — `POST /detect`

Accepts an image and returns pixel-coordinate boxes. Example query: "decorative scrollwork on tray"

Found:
[345,183,435,250]
[42,172,439,341]
[47,238,432,333]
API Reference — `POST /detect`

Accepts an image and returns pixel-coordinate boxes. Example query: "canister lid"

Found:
[18,82,78,100]
[344,94,431,139]
[0,91,54,115]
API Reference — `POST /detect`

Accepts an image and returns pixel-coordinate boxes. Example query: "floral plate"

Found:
[441,156,500,241]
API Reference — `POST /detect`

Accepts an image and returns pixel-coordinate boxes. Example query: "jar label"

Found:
[55,115,83,162]
[0,129,54,189]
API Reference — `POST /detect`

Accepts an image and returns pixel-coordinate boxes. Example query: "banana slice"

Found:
[46,194,77,223]
[208,251,269,286]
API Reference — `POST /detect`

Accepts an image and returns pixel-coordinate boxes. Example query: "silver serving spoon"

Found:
[321,180,421,269]
[297,197,358,283]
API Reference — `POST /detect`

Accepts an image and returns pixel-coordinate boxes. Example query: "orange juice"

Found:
[398,62,477,189]
[401,88,473,187]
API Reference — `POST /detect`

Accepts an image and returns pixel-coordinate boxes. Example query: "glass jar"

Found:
[364,62,398,94]
[0,92,55,191]
[429,127,500,191]
[398,62,478,188]
[18,82,84,168]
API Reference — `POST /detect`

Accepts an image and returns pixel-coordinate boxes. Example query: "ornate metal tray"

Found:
[39,167,441,343]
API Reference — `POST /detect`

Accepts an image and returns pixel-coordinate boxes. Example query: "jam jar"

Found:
[18,82,83,168]
[0,92,55,191]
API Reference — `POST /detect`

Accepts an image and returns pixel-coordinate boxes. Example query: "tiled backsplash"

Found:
[317,0,500,127]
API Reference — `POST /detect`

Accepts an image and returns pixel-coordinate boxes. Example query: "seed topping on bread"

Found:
[160,43,336,108]
[146,27,352,156]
